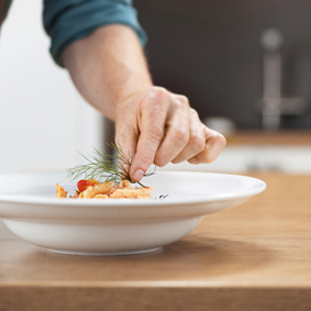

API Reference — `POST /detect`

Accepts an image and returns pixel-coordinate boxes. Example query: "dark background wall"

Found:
[134,0,311,129]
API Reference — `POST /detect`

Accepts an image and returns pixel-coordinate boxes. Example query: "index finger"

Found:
[130,89,170,182]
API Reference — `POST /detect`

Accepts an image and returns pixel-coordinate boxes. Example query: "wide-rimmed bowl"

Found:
[0,171,266,256]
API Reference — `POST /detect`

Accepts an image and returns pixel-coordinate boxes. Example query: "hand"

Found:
[115,87,226,182]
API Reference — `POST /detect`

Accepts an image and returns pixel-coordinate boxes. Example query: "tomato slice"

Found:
[77,179,94,192]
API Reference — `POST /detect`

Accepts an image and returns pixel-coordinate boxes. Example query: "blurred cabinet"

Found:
[135,0,311,129]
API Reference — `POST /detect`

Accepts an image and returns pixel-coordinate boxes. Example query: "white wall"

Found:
[0,0,104,174]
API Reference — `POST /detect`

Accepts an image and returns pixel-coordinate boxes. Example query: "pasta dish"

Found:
[56,178,153,199]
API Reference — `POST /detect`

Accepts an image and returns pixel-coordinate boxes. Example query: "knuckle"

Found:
[190,108,199,118]
[189,134,205,152]
[174,128,189,146]
[146,125,164,142]
[174,95,190,109]
[143,87,169,111]
[178,95,190,106]
[149,87,168,101]
[216,134,227,148]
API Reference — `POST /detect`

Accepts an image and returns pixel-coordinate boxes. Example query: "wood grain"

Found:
[0,173,311,311]
[227,130,311,145]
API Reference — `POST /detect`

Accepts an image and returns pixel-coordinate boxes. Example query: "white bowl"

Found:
[0,171,266,256]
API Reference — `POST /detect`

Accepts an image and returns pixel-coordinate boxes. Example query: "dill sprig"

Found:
[66,143,156,187]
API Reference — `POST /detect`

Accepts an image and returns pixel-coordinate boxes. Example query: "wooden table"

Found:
[227,130,311,145]
[0,173,311,311]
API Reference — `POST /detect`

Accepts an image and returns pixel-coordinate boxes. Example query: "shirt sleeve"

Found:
[0,0,13,26]
[43,0,147,67]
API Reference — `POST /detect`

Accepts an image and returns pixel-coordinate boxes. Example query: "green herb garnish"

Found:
[66,143,156,187]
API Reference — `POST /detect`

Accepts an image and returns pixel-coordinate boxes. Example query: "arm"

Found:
[62,24,226,182]
[62,24,151,121]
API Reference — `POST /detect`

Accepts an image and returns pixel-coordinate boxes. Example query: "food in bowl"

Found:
[56,179,153,199]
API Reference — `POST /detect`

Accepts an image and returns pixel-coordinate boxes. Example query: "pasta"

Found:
[56,184,67,198]
[56,178,153,199]
[78,181,114,198]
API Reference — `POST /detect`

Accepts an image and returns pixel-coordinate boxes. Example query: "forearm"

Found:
[62,24,153,121]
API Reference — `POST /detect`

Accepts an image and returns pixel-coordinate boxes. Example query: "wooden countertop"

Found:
[227,130,311,145]
[1,173,311,311]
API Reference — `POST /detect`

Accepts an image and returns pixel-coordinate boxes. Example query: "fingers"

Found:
[115,106,138,177]
[188,126,226,164]
[116,86,226,183]
[171,109,205,164]
[129,88,170,181]
[153,95,190,167]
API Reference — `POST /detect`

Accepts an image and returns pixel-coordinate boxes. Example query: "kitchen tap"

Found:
[256,28,308,131]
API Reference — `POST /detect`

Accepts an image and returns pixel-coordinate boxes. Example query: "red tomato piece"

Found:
[77,179,94,192]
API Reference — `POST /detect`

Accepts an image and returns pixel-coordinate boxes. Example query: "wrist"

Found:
[112,83,152,118]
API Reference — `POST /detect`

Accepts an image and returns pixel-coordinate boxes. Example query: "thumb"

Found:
[115,117,138,179]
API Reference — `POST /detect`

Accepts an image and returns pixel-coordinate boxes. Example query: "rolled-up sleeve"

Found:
[43,0,147,67]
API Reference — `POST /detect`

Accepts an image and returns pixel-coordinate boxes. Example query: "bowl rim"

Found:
[0,171,266,207]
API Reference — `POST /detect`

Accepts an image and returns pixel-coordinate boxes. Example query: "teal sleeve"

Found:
[0,0,13,25]
[43,0,147,67]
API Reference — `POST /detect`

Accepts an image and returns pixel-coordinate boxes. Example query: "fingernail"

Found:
[132,169,145,181]
[188,158,199,165]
